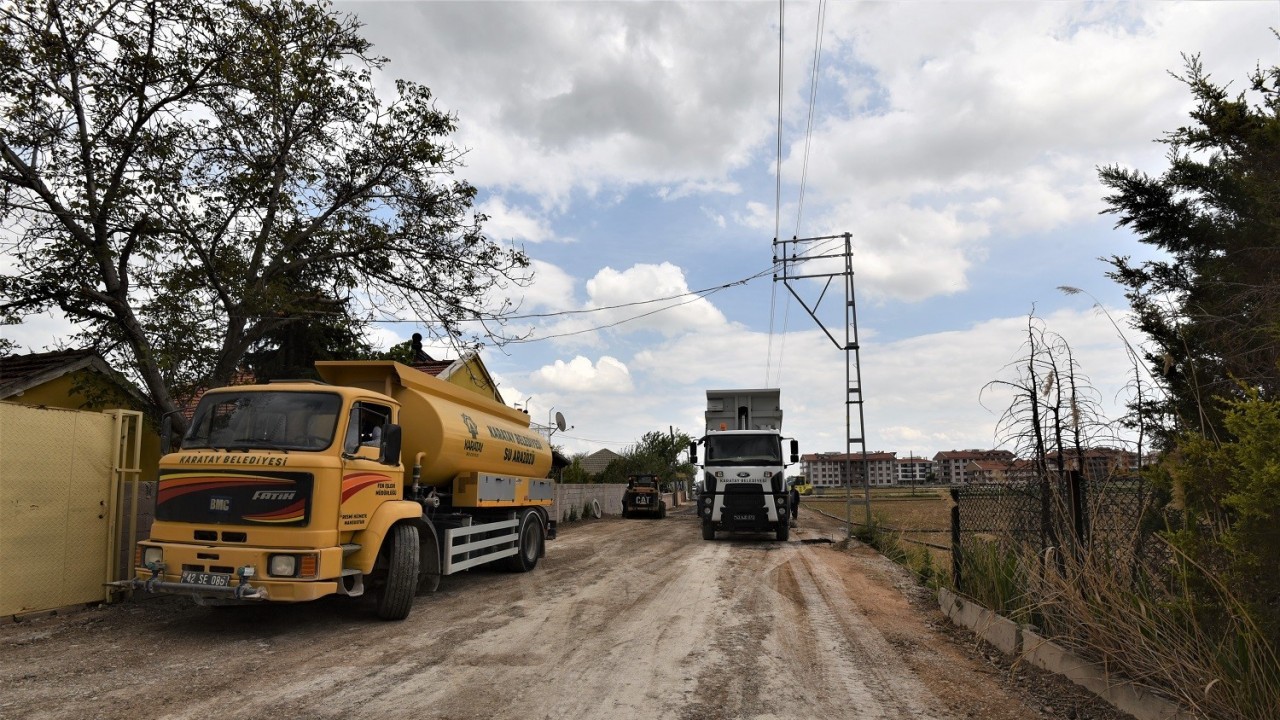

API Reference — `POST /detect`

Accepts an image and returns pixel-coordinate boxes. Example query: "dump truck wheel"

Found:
[701,521,715,540]
[775,522,790,542]
[504,509,543,572]
[376,523,420,620]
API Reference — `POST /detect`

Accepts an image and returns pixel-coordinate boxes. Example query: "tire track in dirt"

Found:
[0,508,1118,720]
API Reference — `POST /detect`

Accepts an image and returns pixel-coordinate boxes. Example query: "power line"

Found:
[776,0,828,387]
[766,0,786,386]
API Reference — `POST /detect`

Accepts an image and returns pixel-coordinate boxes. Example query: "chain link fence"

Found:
[952,472,1174,595]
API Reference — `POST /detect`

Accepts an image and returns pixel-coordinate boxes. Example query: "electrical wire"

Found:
[775,0,828,387]
[766,0,785,387]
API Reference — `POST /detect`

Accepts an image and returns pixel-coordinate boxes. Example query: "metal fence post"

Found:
[950,487,962,593]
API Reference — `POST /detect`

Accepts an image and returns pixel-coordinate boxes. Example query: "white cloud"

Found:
[478,196,561,244]
[348,2,780,205]
[0,311,80,353]
[533,355,634,393]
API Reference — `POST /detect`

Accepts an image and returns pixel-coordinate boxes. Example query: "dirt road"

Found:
[1,506,1122,719]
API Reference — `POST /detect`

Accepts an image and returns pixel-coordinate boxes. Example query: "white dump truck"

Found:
[691,389,798,541]
[118,361,555,620]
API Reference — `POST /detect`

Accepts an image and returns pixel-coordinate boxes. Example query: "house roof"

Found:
[801,451,898,462]
[410,352,503,403]
[0,349,146,406]
[580,448,622,475]
[933,449,1015,461]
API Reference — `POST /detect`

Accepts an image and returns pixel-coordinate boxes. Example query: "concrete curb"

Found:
[938,588,1197,720]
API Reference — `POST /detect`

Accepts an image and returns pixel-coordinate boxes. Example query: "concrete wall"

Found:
[552,484,683,521]
[939,588,1195,720]
[553,484,626,521]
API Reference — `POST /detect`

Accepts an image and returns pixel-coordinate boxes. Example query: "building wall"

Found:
[10,372,162,482]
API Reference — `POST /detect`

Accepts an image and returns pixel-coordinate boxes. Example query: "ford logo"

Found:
[737,472,751,477]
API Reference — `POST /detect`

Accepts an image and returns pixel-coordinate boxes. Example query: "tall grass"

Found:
[948,529,1280,718]
[1028,540,1280,720]
[855,517,944,590]
[957,537,1037,624]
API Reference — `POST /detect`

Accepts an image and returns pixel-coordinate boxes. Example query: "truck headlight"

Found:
[142,547,163,566]
[268,554,298,577]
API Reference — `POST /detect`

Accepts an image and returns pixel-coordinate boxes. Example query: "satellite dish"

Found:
[554,411,567,431]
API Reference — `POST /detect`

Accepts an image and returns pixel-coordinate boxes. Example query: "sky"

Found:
[7,1,1278,462]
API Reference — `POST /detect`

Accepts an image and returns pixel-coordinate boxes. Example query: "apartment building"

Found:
[932,449,1015,485]
[896,455,934,485]
[801,451,899,487]
[964,458,1038,485]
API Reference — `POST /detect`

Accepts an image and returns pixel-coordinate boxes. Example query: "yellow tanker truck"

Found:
[117,361,555,620]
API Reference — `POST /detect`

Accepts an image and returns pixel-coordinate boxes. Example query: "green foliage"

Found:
[1100,51,1280,444]
[592,429,697,483]
[0,0,530,431]
[1164,393,1280,635]
[559,455,591,484]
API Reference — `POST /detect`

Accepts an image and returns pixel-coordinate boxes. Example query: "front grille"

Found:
[723,485,765,512]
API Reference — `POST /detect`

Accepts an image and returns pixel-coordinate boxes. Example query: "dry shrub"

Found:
[1028,539,1280,720]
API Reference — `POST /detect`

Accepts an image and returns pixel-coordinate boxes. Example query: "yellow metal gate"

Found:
[0,403,142,616]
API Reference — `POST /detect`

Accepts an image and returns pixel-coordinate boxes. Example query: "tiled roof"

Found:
[580,449,622,475]
[802,451,898,462]
[0,349,122,400]
[410,360,453,377]
[933,449,1014,461]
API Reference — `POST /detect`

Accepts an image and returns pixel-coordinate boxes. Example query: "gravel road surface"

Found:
[0,505,1126,719]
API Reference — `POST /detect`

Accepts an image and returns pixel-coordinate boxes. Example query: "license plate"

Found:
[733,514,755,521]
[181,570,231,587]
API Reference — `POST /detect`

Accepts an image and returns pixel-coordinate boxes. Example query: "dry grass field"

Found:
[804,488,954,568]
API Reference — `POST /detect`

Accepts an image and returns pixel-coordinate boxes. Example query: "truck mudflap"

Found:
[111,563,268,601]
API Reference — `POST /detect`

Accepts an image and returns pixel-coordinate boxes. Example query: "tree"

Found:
[1100,50,1280,445]
[595,430,697,484]
[1099,47,1280,654]
[0,0,530,430]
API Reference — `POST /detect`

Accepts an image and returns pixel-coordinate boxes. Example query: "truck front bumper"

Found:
[115,541,346,603]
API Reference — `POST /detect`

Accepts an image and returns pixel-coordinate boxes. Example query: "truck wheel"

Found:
[658,502,666,519]
[701,522,715,541]
[775,522,790,542]
[376,523,420,620]
[504,509,544,572]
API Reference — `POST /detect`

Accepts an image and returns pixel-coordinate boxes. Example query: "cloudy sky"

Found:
[10,1,1277,462]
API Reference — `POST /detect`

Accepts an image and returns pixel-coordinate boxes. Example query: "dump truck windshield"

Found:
[183,391,343,451]
[704,434,782,466]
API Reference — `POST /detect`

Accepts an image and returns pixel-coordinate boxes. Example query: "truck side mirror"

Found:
[790,439,799,464]
[160,415,173,455]
[379,423,402,465]
[688,441,697,464]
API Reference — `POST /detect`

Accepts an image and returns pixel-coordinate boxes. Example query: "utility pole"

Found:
[773,232,871,537]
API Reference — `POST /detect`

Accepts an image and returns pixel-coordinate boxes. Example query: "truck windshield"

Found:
[704,435,782,466]
[183,391,343,451]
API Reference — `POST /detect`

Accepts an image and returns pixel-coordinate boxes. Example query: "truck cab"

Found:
[693,430,797,541]
[122,362,556,621]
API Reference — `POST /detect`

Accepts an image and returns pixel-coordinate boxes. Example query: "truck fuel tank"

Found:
[316,361,552,487]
